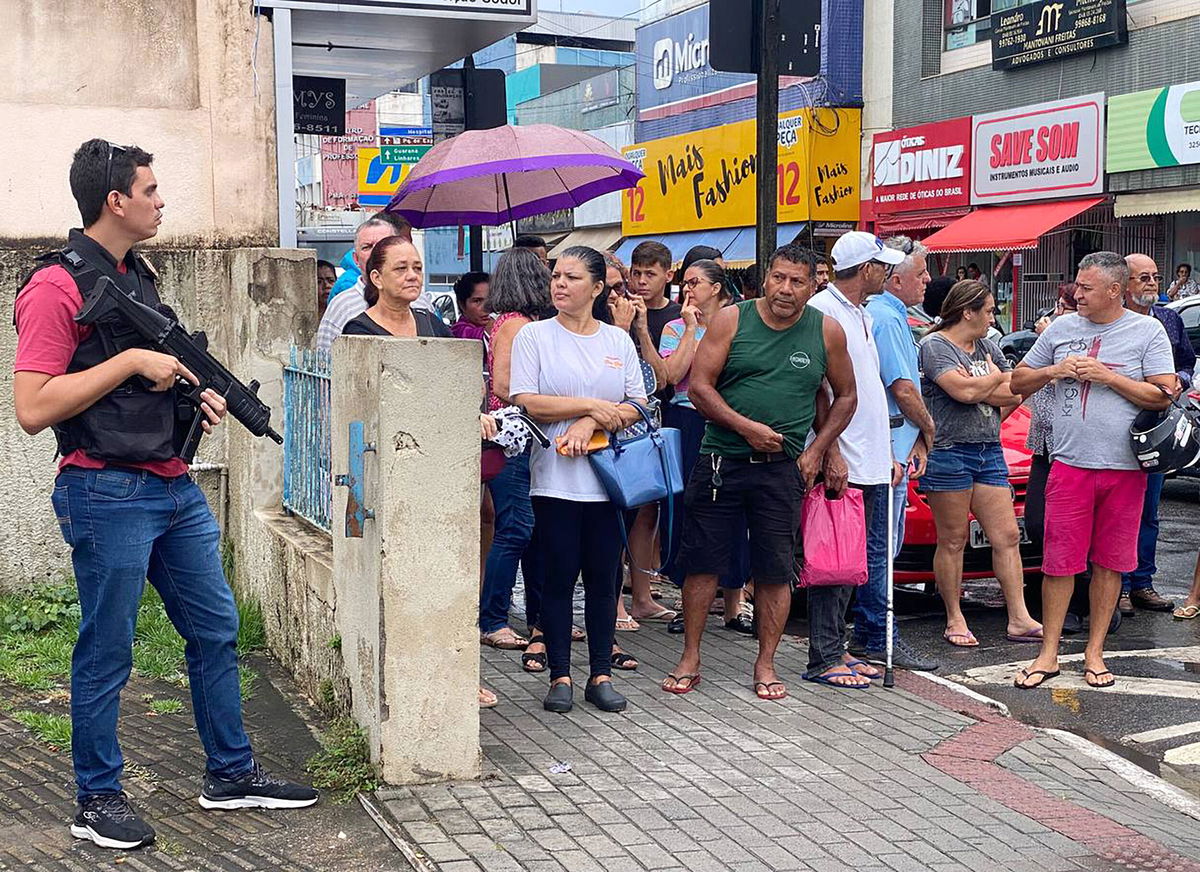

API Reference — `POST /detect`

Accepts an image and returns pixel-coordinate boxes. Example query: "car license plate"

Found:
[969,518,1030,549]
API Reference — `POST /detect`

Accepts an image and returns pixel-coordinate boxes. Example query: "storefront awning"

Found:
[1114,189,1200,218]
[922,197,1106,253]
[550,226,624,258]
[614,224,809,268]
[613,228,742,266]
[874,208,971,237]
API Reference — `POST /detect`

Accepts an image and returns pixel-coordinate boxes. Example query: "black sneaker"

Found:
[71,792,156,850]
[199,762,319,810]
[857,638,940,672]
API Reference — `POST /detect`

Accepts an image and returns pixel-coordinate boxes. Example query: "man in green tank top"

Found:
[661,244,857,701]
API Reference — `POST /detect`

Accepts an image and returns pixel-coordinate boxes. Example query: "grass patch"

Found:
[132,588,187,685]
[239,665,259,701]
[306,718,377,803]
[237,595,266,653]
[148,698,184,715]
[11,710,71,749]
[0,582,79,692]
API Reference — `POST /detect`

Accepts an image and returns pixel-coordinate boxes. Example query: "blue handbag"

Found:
[588,401,685,511]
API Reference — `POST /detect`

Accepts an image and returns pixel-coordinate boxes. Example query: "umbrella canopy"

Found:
[385,124,644,228]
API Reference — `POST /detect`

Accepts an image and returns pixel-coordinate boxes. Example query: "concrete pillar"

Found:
[331,335,481,784]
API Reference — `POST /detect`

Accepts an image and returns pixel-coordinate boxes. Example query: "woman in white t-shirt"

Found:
[510,247,648,715]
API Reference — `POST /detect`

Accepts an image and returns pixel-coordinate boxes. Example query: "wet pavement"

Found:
[890,476,1200,796]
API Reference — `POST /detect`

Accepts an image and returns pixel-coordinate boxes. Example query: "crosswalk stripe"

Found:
[1126,721,1200,745]
[1164,743,1200,766]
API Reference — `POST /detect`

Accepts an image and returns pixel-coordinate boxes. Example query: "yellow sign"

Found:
[357,147,414,207]
[621,108,861,236]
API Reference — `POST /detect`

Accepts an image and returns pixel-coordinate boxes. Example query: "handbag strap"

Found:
[611,411,677,578]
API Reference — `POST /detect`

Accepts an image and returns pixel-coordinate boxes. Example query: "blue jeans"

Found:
[480,453,536,634]
[850,483,892,652]
[51,469,253,801]
[1122,472,1165,593]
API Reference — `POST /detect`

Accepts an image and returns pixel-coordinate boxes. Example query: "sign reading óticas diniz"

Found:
[991,0,1127,71]
[621,108,861,236]
[872,117,972,214]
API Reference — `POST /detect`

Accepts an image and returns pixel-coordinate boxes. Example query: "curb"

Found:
[918,670,1012,717]
[357,792,437,872]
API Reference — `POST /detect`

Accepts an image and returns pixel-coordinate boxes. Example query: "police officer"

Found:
[12,140,317,851]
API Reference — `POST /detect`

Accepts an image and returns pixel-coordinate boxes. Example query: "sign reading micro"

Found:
[872,118,971,214]
[971,94,1105,205]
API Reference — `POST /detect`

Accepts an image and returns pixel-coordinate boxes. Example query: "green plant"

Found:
[236,594,266,653]
[132,589,186,685]
[0,581,80,634]
[148,698,184,715]
[305,718,377,802]
[239,665,259,701]
[11,710,72,749]
[318,678,338,713]
[0,625,75,691]
[327,634,341,652]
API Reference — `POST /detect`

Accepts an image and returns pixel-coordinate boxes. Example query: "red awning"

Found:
[874,207,971,236]
[921,196,1106,253]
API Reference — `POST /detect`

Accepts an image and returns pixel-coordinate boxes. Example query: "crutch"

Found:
[884,478,896,689]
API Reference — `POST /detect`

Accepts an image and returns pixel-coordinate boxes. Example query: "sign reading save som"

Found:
[621,109,861,236]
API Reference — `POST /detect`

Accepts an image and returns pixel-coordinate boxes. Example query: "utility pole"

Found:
[463,55,484,272]
[755,0,781,274]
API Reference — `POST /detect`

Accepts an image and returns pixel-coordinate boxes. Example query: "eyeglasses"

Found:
[681,277,711,290]
[609,280,627,295]
[1137,273,1163,283]
[104,142,127,198]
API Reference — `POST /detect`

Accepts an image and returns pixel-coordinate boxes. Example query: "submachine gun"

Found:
[76,277,284,462]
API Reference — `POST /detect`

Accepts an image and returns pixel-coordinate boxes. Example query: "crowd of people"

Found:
[313,214,1198,713]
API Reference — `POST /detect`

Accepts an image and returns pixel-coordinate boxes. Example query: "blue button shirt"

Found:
[865,290,921,461]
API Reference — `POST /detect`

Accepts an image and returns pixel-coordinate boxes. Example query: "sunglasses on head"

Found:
[104,141,128,198]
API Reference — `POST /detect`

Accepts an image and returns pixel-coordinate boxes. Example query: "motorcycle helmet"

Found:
[1130,402,1200,474]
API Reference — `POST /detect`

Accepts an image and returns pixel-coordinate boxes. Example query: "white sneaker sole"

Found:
[198,794,319,810]
[70,823,153,850]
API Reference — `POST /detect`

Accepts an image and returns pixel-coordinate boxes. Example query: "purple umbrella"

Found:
[384,124,644,228]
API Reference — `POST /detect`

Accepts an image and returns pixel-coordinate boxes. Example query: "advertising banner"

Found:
[357,148,413,208]
[971,94,1105,205]
[621,109,861,236]
[582,70,621,115]
[1108,81,1200,173]
[991,0,1127,70]
[293,76,346,136]
[872,118,972,215]
[320,101,377,209]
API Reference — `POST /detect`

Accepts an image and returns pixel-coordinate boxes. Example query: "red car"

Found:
[895,404,1044,585]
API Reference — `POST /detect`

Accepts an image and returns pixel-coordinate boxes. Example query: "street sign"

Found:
[380,145,431,164]
[709,0,822,77]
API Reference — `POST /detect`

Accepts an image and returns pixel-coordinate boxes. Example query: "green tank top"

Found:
[701,300,828,459]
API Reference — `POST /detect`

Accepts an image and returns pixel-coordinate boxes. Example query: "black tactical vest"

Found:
[16,230,178,463]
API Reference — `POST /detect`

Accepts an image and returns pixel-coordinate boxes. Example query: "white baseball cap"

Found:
[830,231,906,270]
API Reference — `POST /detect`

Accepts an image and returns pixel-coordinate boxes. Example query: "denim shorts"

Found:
[919,442,1010,492]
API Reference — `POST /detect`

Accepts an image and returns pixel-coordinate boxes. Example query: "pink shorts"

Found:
[1042,461,1148,576]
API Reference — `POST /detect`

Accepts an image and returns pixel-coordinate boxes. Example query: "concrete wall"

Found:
[0,0,277,246]
[332,336,481,784]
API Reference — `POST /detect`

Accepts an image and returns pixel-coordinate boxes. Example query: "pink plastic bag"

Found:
[797,487,868,588]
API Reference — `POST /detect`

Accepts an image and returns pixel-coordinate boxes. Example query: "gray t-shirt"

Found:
[1022,311,1174,470]
[918,334,1010,448]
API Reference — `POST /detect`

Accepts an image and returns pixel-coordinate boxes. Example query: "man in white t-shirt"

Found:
[806,232,938,681]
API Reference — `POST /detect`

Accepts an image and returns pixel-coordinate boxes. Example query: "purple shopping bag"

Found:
[797,487,868,588]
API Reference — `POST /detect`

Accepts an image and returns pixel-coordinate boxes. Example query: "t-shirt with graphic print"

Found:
[1022,310,1174,470]
[919,333,1010,449]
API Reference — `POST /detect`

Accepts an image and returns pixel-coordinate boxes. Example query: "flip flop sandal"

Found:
[633,606,678,622]
[480,629,529,650]
[521,635,547,673]
[803,670,869,690]
[943,630,979,648]
[1013,667,1059,689]
[478,688,498,708]
[1005,628,1044,643]
[571,626,587,642]
[615,616,640,632]
[661,673,701,695]
[1175,604,1200,620]
[844,658,881,679]
[1084,668,1116,688]
[754,680,791,699]
[611,651,639,671]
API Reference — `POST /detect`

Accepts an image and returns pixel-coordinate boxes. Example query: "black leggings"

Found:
[532,496,622,681]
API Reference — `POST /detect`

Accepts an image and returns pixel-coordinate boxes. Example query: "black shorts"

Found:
[676,454,803,585]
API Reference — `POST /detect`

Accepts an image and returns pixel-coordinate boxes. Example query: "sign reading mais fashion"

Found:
[620,108,861,236]
[1108,81,1200,173]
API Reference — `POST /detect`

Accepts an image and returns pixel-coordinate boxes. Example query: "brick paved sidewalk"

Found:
[377,618,1200,872]
[0,655,404,872]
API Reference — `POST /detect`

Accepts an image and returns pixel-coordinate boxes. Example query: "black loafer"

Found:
[724,613,755,636]
[543,681,573,713]
[584,680,627,712]
[667,615,684,634]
